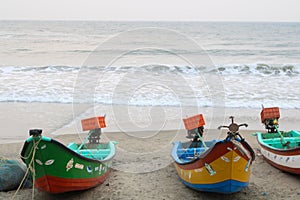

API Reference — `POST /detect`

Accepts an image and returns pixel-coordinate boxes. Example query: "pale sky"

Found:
[0,0,299,22]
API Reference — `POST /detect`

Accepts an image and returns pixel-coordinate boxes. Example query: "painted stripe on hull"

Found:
[260,147,300,174]
[180,178,248,194]
[35,171,110,193]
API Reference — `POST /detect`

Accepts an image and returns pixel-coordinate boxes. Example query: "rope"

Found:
[196,130,208,150]
[12,137,41,200]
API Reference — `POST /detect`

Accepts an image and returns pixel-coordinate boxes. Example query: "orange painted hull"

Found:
[35,171,110,194]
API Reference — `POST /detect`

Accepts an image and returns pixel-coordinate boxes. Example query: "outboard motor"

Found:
[260,106,280,133]
[29,129,42,137]
[183,114,205,148]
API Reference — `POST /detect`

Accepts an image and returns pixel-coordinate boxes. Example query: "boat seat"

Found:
[67,143,111,159]
[264,138,300,143]
[78,149,110,155]
[78,149,111,159]
[178,148,206,159]
[264,137,300,148]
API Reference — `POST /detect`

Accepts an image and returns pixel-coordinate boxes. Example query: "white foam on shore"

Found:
[0,64,299,109]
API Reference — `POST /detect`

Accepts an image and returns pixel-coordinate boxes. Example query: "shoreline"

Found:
[0,102,299,144]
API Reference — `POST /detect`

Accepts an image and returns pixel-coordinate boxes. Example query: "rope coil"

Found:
[12,137,42,200]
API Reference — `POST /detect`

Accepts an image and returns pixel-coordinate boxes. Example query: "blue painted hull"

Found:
[180,178,249,194]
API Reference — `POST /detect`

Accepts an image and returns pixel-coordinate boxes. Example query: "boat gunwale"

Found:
[172,138,253,166]
[21,136,116,164]
[171,140,220,165]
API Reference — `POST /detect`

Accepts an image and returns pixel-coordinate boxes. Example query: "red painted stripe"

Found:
[35,171,110,193]
[259,142,300,156]
[263,157,300,174]
[175,142,250,170]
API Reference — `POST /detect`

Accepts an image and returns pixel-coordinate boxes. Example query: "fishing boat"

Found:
[172,114,255,194]
[253,107,300,174]
[20,116,117,193]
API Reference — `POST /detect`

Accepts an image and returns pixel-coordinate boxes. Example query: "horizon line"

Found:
[0,19,299,23]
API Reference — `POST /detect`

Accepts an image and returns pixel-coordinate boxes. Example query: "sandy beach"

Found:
[1,102,300,199]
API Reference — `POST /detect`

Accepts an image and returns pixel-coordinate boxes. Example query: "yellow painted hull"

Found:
[175,150,251,184]
[172,140,254,193]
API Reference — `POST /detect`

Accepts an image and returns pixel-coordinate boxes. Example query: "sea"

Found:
[0,21,300,109]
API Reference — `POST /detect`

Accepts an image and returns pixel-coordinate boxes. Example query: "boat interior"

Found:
[67,142,112,160]
[261,131,300,149]
[262,138,300,149]
[177,140,218,161]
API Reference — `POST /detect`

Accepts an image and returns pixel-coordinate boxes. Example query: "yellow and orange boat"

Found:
[172,115,255,194]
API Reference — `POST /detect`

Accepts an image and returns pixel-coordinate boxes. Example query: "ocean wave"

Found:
[1,63,299,76]
[213,63,300,76]
[0,64,299,109]
[0,65,80,73]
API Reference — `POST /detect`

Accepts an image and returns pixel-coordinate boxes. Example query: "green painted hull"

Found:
[21,136,116,193]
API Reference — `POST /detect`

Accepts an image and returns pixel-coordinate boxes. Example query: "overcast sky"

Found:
[0,0,299,22]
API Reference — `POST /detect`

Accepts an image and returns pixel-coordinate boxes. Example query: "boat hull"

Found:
[256,131,300,174]
[35,173,110,193]
[172,140,254,194]
[180,179,248,194]
[21,136,115,193]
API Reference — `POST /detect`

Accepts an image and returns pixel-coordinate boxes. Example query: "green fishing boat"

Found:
[21,116,117,193]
